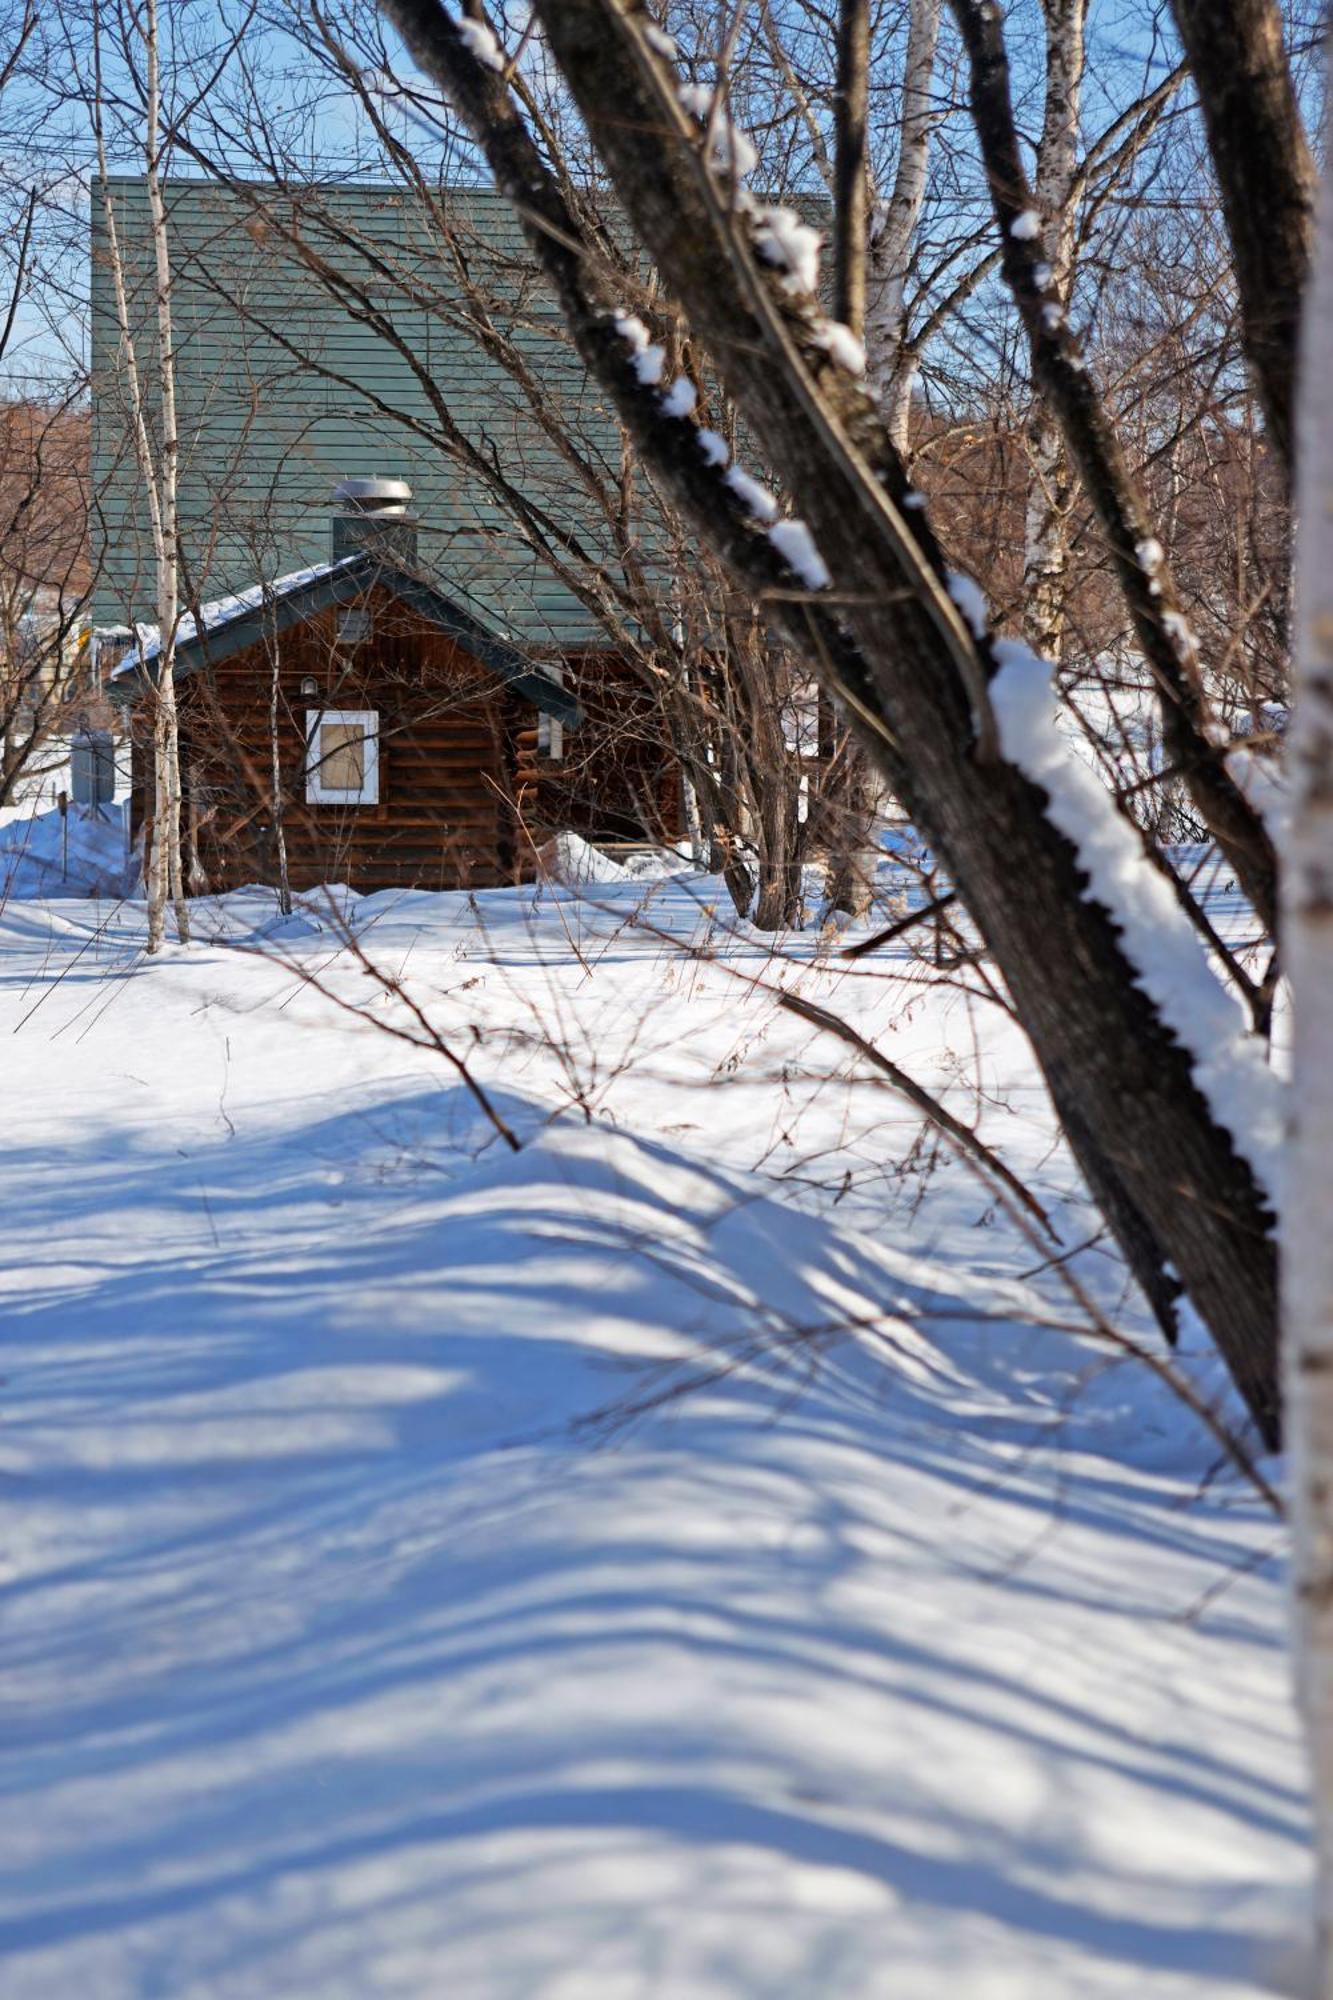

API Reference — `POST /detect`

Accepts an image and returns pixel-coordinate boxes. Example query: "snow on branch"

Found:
[991,642,1283,1205]
[613,309,666,385]
[451,12,505,71]
[946,572,989,641]
[753,206,822,293]
[677,80,758,177]
[611,306,828,585]
[723,463,777,522]
[661,376,697,416]
[810,321,867,375]
[671,86,869,385]
[769,518,831,590]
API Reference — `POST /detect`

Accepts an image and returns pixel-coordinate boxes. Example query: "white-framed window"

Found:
[306,708,380,805]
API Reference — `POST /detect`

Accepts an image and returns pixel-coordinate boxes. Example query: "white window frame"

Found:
[306,708,380,806]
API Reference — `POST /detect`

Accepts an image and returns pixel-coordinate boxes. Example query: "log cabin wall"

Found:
[128,606,686,892]
[524,652,684,846]
[167,585,526,894]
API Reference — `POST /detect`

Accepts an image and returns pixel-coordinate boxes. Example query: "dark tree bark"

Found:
[825,3,882,925]
[1168,0,1314,478]
[378,0,1282,1443]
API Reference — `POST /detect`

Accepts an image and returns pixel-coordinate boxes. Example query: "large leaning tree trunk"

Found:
[1286,63,1333,1994]
[378,0,1283,1443]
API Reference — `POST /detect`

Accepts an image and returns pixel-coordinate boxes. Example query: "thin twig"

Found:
[840,888,958,959]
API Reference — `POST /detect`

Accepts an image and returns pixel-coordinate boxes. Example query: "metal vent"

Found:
[331,477,419,567]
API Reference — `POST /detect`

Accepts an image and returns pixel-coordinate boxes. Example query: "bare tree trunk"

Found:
[679,766,708,868]
[833,0,869,338]
[822,744,880,922]
[266,633,292,916]
[866,0,941,450]
[1021,0,1086,663]
[1169,0,1313,477]
[1286,86,1333,1995]
[91,0,188,951]
[824,2,881,921]
[163,689,187,919]
[143,0,189,945]
[744,648,803,930]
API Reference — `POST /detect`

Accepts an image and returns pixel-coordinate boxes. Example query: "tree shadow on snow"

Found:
[0,1084,1307,1995]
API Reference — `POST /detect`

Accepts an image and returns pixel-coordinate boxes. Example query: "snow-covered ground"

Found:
[0,799,135,900]
[0,871,1309,1997]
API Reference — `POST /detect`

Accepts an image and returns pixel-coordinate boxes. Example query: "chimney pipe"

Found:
[331,476,419,568]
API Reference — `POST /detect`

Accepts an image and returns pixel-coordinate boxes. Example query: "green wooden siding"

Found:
[90,178,624,648]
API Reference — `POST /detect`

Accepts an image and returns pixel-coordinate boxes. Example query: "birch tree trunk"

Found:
[1286,92,1333,1996]
[143,0,189,945]
[1022,0,1088,662]
[91,0,188,952]
[865,0,941,450]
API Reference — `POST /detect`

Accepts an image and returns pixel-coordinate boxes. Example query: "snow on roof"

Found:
[105,551,581,725]
[111,558,360,677]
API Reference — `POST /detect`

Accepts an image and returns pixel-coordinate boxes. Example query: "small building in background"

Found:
[91,181,686,887]
[110,480,596,893]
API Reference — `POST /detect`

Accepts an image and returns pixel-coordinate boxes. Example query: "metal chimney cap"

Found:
[332,476,414,516]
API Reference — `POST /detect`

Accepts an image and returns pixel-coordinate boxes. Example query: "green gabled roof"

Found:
[90,178,626,651]
[107,551,582,725]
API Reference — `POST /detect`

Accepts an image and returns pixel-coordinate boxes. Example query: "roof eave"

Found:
[107,555,583,725]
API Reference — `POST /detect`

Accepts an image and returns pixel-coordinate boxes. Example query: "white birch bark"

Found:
[92,0,188,951]
[1023,0,1088,661]
[865,0,941,450]
[1287,94,1333,1999]
[143,0,189,944]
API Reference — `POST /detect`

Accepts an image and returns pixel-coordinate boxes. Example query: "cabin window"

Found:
[337,607,372,649]
[306,708,380,805]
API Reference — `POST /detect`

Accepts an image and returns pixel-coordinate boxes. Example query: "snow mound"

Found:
[616,845,698,882]
[0,803,133,900]
[535,831,634,885]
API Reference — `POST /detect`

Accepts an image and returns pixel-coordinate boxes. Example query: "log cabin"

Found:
[92,183,686,888]
[109,479,598,893]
